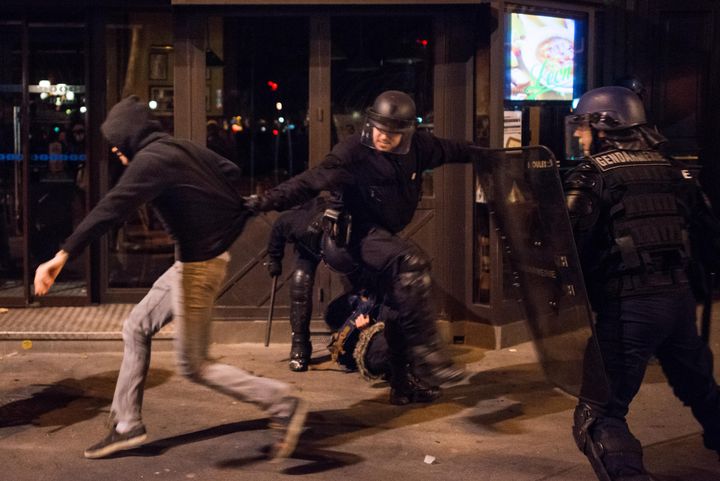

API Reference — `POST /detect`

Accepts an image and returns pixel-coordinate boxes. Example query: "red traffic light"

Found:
[267,80,278,91]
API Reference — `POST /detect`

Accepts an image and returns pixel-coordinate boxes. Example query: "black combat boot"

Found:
[389,369,442,406]
[573,404,659,481]
[288,333,312,372]
[410,336,465,386]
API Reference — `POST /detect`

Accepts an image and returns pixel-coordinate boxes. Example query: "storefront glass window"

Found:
[106,12,175,288]
[28,22,88,297]
[0,22,24,298]
[221,17,310,196]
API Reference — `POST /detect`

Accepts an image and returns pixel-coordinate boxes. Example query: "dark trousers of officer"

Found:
[352,226,440,380]
[593,287,720,449]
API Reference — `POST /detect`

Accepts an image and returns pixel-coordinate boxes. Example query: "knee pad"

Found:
[393,253,432,307]
[290,269,314,334]
[290,269,314,301]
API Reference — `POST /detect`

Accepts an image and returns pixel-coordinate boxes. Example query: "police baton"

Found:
[265,274,279,347]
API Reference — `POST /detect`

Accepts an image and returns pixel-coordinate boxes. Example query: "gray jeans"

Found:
[110,253,293,429]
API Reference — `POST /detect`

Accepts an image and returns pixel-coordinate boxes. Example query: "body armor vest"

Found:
[588,149,691,293]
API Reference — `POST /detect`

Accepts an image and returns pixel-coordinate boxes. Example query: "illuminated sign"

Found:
[506,12,581,101]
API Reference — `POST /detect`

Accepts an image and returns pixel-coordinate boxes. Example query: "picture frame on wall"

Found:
[149,52,168,81]
[150,86,174,112]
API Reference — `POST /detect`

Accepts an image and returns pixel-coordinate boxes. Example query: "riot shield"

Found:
[472,145,609,405]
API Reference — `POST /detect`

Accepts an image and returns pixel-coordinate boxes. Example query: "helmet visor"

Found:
[360,113,415,155]
[564,114,593,161]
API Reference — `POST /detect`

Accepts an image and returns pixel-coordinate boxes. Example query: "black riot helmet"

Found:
[615,75,646,100]
[565,86,649,159]
[360,90,417,155]
[572,86,647,131]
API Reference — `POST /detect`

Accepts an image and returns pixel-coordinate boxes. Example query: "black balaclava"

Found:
[100,95,164,160]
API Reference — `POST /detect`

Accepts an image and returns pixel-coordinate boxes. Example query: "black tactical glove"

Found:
[266,257,282,277]
[243,194,272,213]
[243,195,261,213]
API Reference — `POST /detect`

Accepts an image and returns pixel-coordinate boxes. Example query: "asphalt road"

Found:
[1,340,719,481]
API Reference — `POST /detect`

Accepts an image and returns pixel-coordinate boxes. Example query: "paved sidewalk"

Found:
[1,338,719,481]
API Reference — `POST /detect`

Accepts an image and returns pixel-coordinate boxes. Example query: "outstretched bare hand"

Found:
[34,251,69,296]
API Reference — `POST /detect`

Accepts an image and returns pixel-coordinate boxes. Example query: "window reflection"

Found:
[28,23,88,297]
[106,12,175,288]
[0,23,24,297]
[221,17,309,195]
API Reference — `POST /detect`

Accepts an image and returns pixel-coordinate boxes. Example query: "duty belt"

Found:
[605,268,689,297]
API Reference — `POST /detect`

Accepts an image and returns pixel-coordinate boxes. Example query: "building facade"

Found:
[1,0,717,348]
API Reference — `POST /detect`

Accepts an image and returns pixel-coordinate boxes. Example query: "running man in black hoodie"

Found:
[34,96,306,460]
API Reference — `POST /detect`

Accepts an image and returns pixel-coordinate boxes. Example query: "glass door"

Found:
[27,22,89,300]
[222,16,310,196]
[0,22,25,301]
[104,12,176,291]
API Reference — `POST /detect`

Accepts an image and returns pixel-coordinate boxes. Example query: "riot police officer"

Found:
[564,86,720,480]
[266,194,442,404]
[248,90,472,389]
[266,197,328,371]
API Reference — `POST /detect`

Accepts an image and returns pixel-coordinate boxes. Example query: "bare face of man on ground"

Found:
[372,127,403,152]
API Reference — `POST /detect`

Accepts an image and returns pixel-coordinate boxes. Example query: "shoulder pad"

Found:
[564,163,602,192]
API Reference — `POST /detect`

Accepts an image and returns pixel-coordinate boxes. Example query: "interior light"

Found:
[148,100,158,110]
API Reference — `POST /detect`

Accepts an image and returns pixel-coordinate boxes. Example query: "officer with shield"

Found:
[563,86,720,480]
[247,90,473,391]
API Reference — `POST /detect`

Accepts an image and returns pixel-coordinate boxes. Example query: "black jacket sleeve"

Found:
[415,131,475,171]
[261,142,356,212]
[267,211,295,262]
[563,163,604,259]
